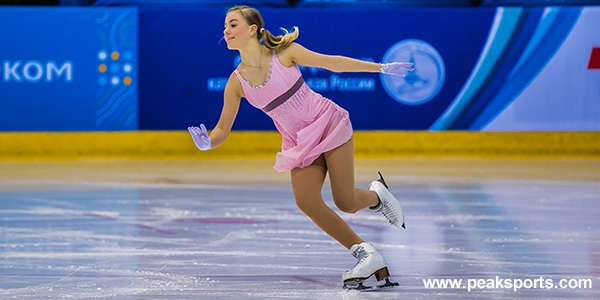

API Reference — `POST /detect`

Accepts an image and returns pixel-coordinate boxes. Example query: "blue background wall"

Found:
[0,7,138,131]
[137,7,492,131]
[1,5,599,132]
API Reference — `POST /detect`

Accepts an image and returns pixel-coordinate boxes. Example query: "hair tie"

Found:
[260,28,265,33]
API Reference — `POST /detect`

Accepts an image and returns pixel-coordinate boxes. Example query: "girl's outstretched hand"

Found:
[188,124,211,151]
[380,62,414,77]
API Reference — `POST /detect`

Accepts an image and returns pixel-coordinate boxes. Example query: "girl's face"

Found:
[223,11,256,50]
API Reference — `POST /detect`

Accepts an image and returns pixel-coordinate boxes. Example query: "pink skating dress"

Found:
[234,51,353,172]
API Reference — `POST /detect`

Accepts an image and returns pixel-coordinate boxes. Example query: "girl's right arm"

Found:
[207,72,243,149]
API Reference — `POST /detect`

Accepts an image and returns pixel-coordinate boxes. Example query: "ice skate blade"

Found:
[377,171,388,188]
[343,280,370,291]
[343,278,399,292]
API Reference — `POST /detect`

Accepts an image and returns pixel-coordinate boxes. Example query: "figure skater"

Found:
[188,5,413,290]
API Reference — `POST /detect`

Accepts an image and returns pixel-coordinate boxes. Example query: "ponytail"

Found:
[261,26,299,50]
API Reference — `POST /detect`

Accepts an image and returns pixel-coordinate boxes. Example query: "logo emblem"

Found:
[97,50,133,86]
[380,39,445,105]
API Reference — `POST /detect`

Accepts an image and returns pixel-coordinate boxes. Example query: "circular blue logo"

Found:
[380,39,445,106]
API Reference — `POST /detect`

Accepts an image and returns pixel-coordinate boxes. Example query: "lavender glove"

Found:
[188,124,211,151]
[380,62,415,77]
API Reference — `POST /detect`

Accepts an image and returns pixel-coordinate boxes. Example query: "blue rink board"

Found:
[0,7,138,131]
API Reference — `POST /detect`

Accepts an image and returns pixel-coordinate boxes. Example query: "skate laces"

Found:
[351,246,369,268]
[379,200,398,225]
[352,246,368,259]
[371,172,399,226]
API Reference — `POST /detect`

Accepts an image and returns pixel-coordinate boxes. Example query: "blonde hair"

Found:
[228,5,299,50]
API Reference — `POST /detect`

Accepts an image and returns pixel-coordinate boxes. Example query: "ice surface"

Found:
[0,159,598,299]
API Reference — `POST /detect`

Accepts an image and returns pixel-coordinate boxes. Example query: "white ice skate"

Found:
[369,171,405,229]
[342,242,399,291]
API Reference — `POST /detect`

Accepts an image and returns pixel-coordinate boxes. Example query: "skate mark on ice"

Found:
[174,217,279,225]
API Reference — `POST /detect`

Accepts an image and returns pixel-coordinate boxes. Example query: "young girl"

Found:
[188,5,412,290]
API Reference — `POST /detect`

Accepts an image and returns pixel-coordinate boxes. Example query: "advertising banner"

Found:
[480,7,600,131]
[138,7,492,131]
[0,7,138,131]
[1,6,597,132]
[138,6,600,131]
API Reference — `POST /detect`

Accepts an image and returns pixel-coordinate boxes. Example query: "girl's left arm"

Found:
[284,42,382,73]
